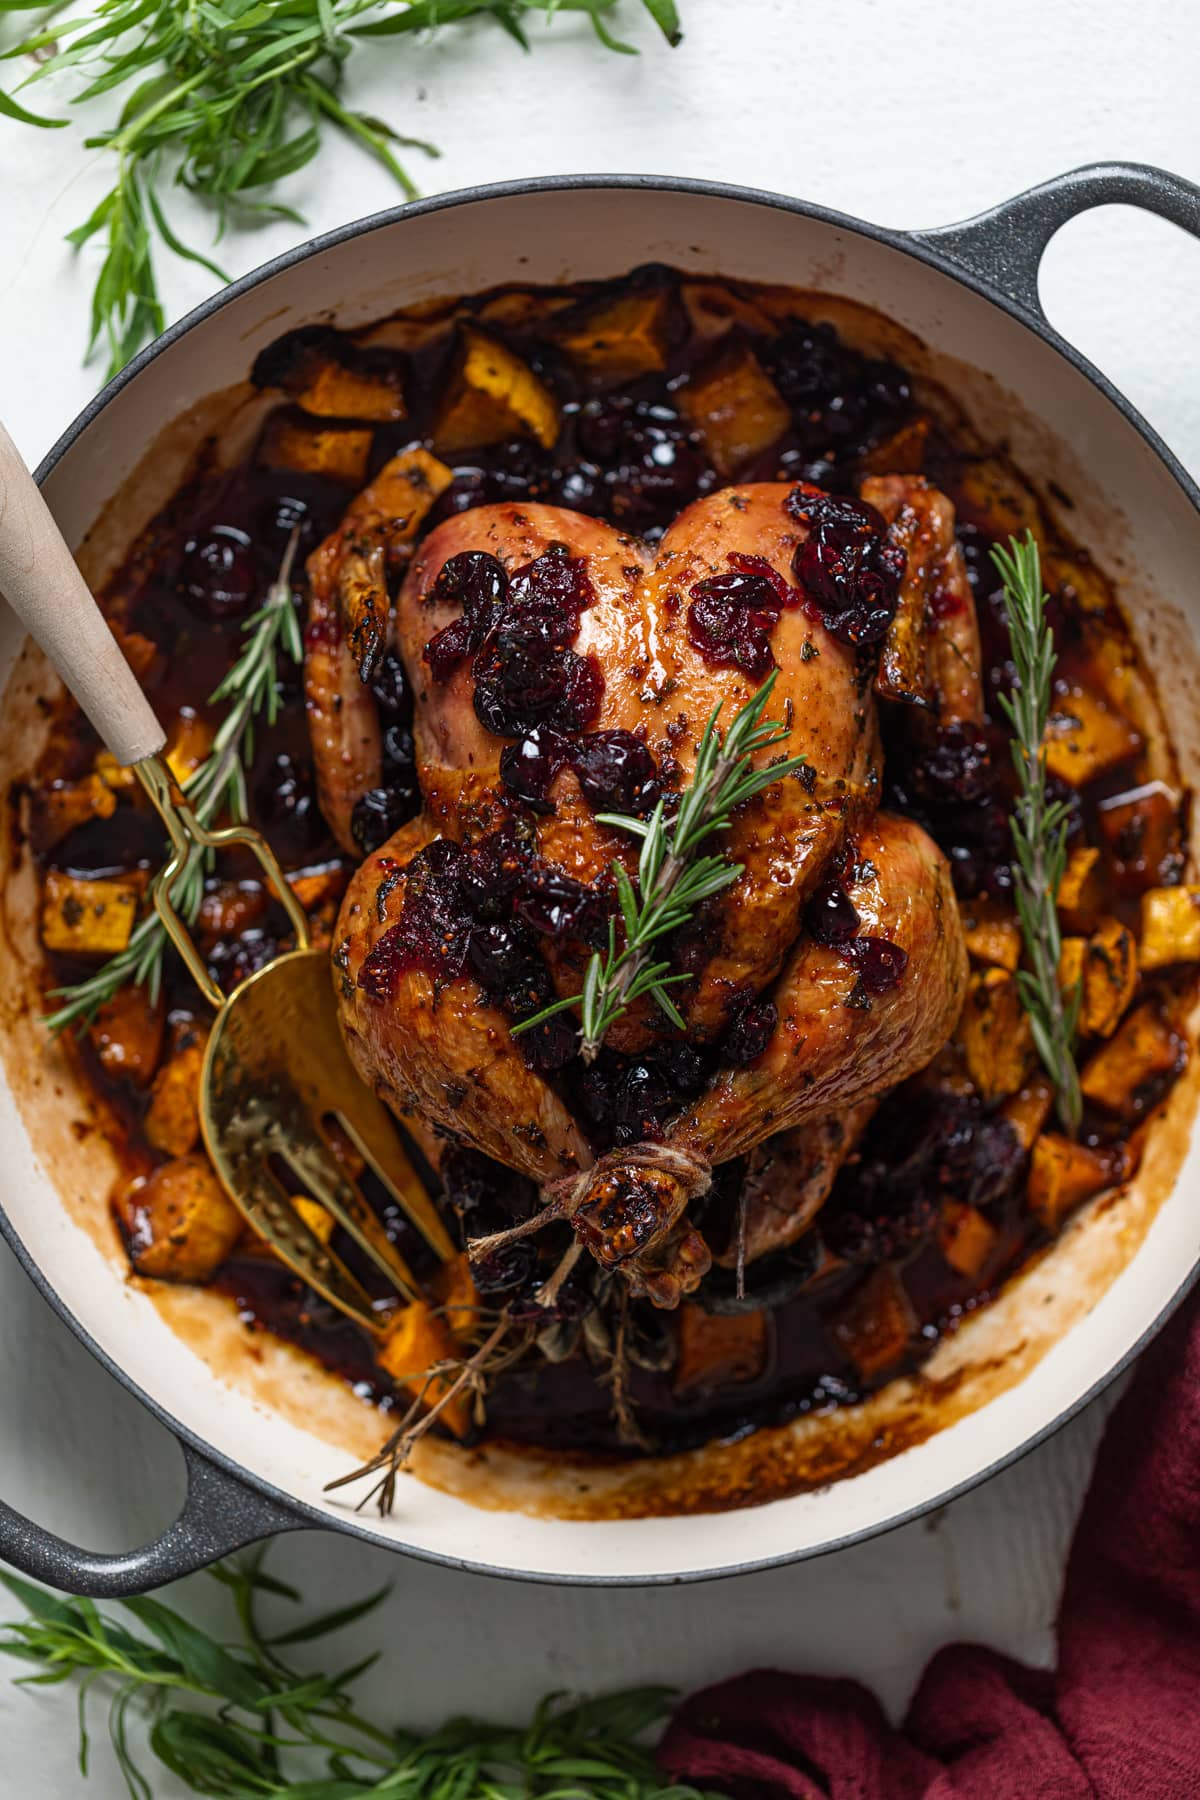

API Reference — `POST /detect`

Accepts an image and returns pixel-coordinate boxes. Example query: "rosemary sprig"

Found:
[43,531,304,1034]
[992,529,1082,1134]
[513,672,807,1062]
[0,1554,713,1798]
[1,0,681,378]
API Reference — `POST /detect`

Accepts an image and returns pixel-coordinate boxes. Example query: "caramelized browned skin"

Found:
[862,474,984,727]
[336,817,590,1182]
[718,1099,876,1267]
[302,575,381,856]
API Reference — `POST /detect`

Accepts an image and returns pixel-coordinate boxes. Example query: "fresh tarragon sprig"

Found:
[513,672,807,1063]
[43,533,304,1034]
[992,529,1082,1134]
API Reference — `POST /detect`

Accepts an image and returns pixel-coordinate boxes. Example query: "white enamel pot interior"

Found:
[2,167,1200,1594]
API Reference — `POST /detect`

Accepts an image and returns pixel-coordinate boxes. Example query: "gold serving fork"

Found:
[0,420,454,1333]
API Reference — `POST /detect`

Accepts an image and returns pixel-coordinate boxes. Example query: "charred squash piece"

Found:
[958,967,1034,1103]
[859,416,930,475]
[144,1020,209,1158]
[254,325,406,421]
[376,1301,472,1438]
[939,1200,999,1279]
[829,1266,915,1383]
[433,1253,482,1343]
[288,862,351,914]
[432,325,559,454]
[551,287,679,383]
[258,413,374,486]
[677,342,790,474]
[197,881,269,943]
[121,1155,243,1282]
[1042,686,1141,787]
[1079,918,1138,1039]
[32,774,117,853]
[42,872,139,957]
[88,986,165,1088]
[1139,885,1200,971]
[673,1306,768,1397]
[1028,1134,1128,1231]
[1001,1074,1055,1152]
[165,709,213,785]
[1057,845,1105,934]
[1096,781,1185,895]
[963,902,1022,973]
[1080,1002,1185,1118]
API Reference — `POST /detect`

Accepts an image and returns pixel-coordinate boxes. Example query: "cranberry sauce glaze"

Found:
[29,266,1192,1464]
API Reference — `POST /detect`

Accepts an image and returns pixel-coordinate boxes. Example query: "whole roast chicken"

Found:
[314,466,974,1308]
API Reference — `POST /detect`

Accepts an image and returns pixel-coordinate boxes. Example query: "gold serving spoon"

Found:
[0,419,454,1332]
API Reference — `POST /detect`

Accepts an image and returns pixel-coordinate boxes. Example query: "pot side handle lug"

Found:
[907,161,1200,319]
[0,1439,307,1598]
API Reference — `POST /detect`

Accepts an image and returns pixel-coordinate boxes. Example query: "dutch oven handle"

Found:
[0,1439,307,1597]
[908,160,1200,318]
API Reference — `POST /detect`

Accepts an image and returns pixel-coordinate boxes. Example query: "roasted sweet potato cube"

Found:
[144,1023,208,1157]
[376,1300,471,1438]
[291,1197,334,1246]
[939,1201,999,1279]
[674,1306,768,1397]
[197,880,269,943]
[258,413,374,486]
[1001,1075,1055,1152]
[32,774,118,853]
[41,871,139,957]
[964,907,1022,973]
[94,750,138,794]
[1059,936,1086,1000]
[165,708,213,785]
[1079,917,1137,1039]
[121,1155,243,1282]
[1028,1134,1126,1231]
[1096,781,1184,895]
[254,326,406,422]
[551,288,678,383]
[434,1253,482,1342]
[678,343,790,474]
[958,967,1034,1103]
[829,1266,915,1382]
[109,621,159,680]
[1057,846,1104,933]
[433,326,559,454]
[288,862,350,914]
[859,417,931,475]
[1080,1002,1185,1118]
[1042,686,1141,787]
[88,985,165,1088]
[1140,885,1200,970]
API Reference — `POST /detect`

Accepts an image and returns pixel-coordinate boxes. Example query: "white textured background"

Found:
[1,0,1198,1791]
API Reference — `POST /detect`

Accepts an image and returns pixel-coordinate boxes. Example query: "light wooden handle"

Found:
[0,419,165,765]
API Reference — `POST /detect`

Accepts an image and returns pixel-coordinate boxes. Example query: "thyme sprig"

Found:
[0,1554,714,1798]
[992,529,1082,1133]
[1,0,682,378]
[513,673,807,1063]
[43,531,304,1034]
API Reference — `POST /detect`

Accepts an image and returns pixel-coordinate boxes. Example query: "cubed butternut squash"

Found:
[829,1266,915,1382]
[287,863,351,914]
[258,413,374,486]
[938,1201,999,1279]
[432,326,559,454]
[165,709,213,785]
[291,1197,334,1246]
[41,871,139,957]
[677,343,790,475]
[120,1155,243,1282]
[1080,1002,1185,1118]
[32,774,117,853]
[88,985,165,1088]
[376,1300,472,1438]
[551,287,679,383]
[1001,1075,1055,1152]
[859,416,931,476]
[1139,885,1200,971]
[964,906,1022,973]
[144,1022,208,1158]
[958,967,1034,1103]
[673,1305,768,1397]
[1042,686,1141,787]
[1078,917,1137,1039]
[95,750,138,794]
[434,1253,482,1343]
[1057,845,1104,934]
[1096,781,1184,895]
[253,325,406,422]
[197,880,269,943]
[1027,1134,1126,1231]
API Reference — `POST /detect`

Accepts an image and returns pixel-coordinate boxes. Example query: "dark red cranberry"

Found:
[499,726,572,812]
[823,1185,938,1264]
[613,1062,675,1144]
[254,752,320,852]
[507,551,595,628]
[570,730,660,814]
[467,922,529,992]
[371,651,412,722]
[686,588,779,680]
[789,490,904,648]
[578,396,710,535]
[556,653,605,730]
[658,1043,709,1096]
[804,875,860,946]
[473,629,568,737]
[206,928,280,995]
[472,1241,538,1295]
[506,1277,594,1325]
[515,866,604,941]
[381,724,415,774]
[837,936,908,994]
[179,526,258,620]
[357,839,471,997]
[424,552,509,681]
[722,997,778,1065]
[517,1012,579,1072]
[350,782,418,856]
[459,829,529,921]
[424,615,474,682]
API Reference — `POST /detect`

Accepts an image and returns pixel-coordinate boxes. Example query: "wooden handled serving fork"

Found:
[0,419,454,1333]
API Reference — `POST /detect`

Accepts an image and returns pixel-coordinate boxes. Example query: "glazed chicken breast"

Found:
[324,474,974,1307]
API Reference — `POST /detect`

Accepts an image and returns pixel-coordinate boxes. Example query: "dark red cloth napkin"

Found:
[659,1291,1200,1798]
